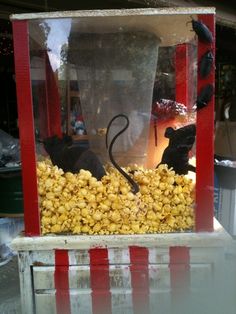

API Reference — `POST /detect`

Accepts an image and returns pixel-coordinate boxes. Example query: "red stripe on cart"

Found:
[55,250,71,314]
[169,246,190,309]
[129,246,150,314]
[89,248,112,314]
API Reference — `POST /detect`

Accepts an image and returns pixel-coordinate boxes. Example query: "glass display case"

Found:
[10,8,235,314]
[11,8,215,236]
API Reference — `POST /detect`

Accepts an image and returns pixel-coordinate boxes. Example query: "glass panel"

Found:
[29,13,198,235]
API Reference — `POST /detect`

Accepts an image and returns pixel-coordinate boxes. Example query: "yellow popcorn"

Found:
[78,201,87,209]
[37,160,195,235]
[159,182,166,191]
[99,203,109,212]
[93,223,102,233]
[50,215,57,225]
[92,210,103,221]
[108,193,117,202]
[51,224,61,233]
[140,185,149,195]
[108,223,117,233]
[73,225,82,234]
[81,225,90,233]
[81,207,89,217]
[131,223,140,233]
[41,216,51,225]
[110,211,121,222]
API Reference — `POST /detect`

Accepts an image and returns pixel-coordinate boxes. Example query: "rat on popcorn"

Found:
[158,124,196,175]
[43,134,105,180]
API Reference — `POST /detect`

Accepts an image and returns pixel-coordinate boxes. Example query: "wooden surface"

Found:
[14,231,230,314]
[10,7,215,20]
[10,8,215,48]
[11,219,231,251]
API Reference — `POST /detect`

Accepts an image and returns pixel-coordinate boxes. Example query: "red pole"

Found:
[55,250,71,314]
[175,43,189,108]
[12,20,40,236]
[195,14,215,232]
[38,51,62,139]
[45,53,62,137]
[169,246,190,311]
[129,246,150,314]
[89,248,112,314]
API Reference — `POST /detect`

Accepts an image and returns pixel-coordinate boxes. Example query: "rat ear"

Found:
[164,127,174,138]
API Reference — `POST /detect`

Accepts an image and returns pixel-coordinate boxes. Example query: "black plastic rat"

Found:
[43,134,106,180]
[158,124,196,175]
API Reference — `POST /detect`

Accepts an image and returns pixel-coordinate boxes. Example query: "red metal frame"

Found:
[12,13,215,236]
[175,16,215,232]
[12,20,40,236]
[12,21,62,235]
[195,14,215,232]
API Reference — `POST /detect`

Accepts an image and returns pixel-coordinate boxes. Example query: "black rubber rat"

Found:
[43,134,106,180]
[158,124,196,175]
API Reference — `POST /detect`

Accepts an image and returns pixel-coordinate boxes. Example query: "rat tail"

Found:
[106,114,139,194]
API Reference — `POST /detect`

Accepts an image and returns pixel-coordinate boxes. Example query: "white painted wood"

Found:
[9,7,216,51]
[30,251,55,265]
[190,247,222,263]
[149,264,170,291]
[108,248,130,265]
[149,290,172,314]
[34,292,56,314]
[109,265,131,289]
[68,266,92,289]
[149,248,170,264]
[111,290,133,314]
[10,7,215,21]
[32,263,190,292]
[68,249,90,265]
[33,266,55,290]
[17,246,231,314]
[70,290,93,314]
[12,220,233,314]
[190,264,212,291]
[32,265,127,290]
[18,252,34,314]
[11,220,231,252]
[31,262,218,314]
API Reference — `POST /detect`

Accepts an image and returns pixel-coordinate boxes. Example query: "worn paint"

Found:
[11,220,231,252]
[16,242,230,314]
[10,7,215,21]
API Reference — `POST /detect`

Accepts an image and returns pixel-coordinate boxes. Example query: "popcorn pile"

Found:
[37,160,195,235]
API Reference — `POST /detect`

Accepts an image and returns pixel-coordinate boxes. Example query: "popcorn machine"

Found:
[10,8,231,314]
